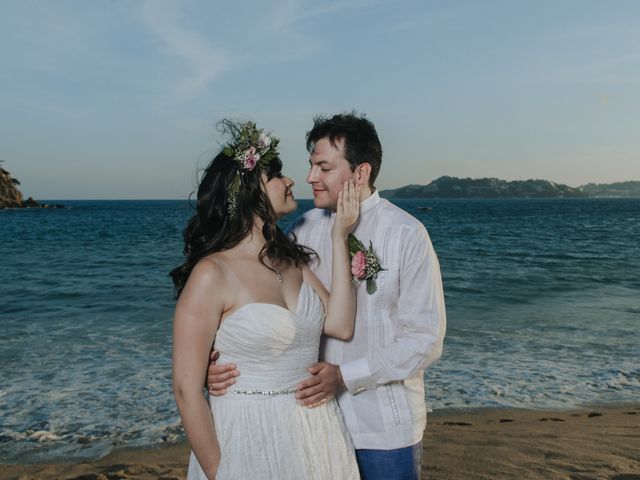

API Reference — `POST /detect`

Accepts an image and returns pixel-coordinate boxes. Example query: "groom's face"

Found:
[306,137,355,211]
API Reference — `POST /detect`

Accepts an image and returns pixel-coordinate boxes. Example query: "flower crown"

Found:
[222,120,281,218]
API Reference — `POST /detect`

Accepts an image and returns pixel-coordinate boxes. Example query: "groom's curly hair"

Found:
[306,111,382,188]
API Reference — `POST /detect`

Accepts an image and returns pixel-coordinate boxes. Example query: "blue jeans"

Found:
[355,442,422,480]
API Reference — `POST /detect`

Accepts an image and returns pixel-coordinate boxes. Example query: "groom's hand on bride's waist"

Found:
[296,362,346,408]
[206,350,240,396]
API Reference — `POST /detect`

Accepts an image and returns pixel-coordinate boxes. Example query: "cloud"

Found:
[140,1,231,102]
[241,0,395,69]
[384,4,465,33]
[137,0,345,101]
[283,0,381,25]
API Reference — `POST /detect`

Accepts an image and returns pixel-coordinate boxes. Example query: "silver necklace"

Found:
[243,244,281,282]
[274,267,283,283]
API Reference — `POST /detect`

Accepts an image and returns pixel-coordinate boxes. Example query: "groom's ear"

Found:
[354,163,372,186]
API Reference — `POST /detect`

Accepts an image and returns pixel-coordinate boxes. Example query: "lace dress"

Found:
[187,282,360,479]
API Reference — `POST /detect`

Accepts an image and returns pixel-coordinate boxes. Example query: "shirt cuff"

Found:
[340,357,376,395]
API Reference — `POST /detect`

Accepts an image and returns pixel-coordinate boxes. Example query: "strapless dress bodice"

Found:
[187,281,360,479]
[214,282,325,392]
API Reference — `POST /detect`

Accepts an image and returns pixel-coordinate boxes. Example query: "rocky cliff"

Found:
[0,165,46,209]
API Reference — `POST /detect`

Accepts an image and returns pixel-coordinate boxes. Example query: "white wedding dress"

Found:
[187,282,360,479]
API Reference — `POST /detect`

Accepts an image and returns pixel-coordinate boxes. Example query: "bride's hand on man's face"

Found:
[333,180,360,236]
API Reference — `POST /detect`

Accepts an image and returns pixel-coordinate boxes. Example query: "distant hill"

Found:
[578,181,640,198]
[380,176,587,199]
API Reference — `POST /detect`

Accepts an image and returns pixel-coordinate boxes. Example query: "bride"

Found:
[170,120,361,479]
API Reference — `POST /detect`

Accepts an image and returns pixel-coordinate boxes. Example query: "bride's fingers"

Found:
[346,180,354,206]
[341,182,353,217]
[336,180,360,224]
[354,184,360,212]
[341,181,350,214]
[348,181,358,212]
[341,182,347,210]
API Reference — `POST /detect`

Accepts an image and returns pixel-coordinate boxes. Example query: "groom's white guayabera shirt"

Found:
[290,191,446,450]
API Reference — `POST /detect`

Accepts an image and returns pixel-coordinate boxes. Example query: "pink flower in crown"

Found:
[244,147,260,171]
[351,251,367,279]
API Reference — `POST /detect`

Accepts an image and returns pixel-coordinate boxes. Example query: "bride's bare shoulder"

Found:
[174,255,231,326]
[183,254,230,293]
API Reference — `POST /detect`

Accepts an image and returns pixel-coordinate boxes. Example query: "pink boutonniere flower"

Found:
[351,251,367,279]
[348,234,384,294]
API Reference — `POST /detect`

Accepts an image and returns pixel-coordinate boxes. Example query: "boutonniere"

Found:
[348,234,384,294]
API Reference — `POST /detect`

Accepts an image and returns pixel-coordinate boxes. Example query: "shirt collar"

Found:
[359,189,380,215]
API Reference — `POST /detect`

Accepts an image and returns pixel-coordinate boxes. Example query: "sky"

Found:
[1,0,639,200]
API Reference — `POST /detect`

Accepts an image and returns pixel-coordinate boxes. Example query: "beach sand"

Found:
[423,404,640,479]
[3,404,639,480]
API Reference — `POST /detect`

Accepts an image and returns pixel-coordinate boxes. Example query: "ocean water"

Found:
[1,198,639,463]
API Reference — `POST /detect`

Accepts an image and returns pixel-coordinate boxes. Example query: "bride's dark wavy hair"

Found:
[170,120,313,297]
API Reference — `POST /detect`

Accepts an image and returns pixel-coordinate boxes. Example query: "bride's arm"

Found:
[173,258,226,479]
[320,180,360,340]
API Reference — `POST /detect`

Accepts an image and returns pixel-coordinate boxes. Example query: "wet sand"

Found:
[3,404,639,479]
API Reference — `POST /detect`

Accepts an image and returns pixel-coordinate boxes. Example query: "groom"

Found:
[208,112,446,479]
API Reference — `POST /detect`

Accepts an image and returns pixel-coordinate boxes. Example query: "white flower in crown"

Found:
[258,133,271,149]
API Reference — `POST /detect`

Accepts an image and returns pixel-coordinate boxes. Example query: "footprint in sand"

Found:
[499,419,514,423]
[442,421,472,426]
[587,412,603,418]
[625,412,638,415]
[539,417,565,422]
[69,475,108,480]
